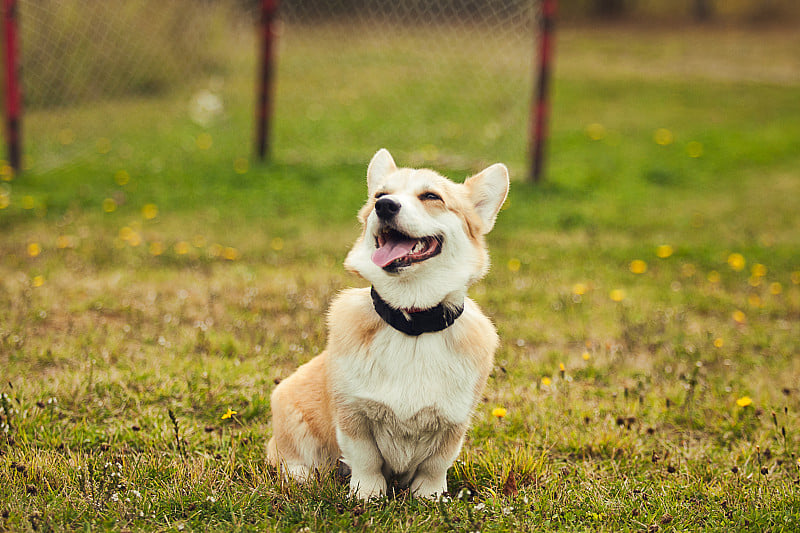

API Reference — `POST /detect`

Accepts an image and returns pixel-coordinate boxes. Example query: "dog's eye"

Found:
[374,192,388,199]
[420,192,442,201]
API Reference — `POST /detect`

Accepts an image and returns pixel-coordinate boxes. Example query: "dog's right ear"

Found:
[367,149,397,197]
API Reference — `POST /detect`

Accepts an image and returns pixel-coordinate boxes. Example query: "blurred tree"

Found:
[593,0,627,18]
[693,0,713,21]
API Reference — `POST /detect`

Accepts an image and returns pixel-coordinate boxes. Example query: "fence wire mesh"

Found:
[9,0,539,173]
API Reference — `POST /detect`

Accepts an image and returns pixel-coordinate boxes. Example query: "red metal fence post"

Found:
[530,0,557,183]
[3,0,21,172]
[255,0,279,161]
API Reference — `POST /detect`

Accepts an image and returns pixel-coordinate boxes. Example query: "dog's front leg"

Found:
[337,428,387,500]
[411,428,465,499]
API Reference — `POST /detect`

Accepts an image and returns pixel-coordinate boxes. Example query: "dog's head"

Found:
[344,149,509,311]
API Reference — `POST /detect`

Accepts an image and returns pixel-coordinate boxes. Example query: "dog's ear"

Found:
[465,163,509,234]
[367,149,397,197]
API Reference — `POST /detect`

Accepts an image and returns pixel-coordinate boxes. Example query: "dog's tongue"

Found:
[372,235,417,267]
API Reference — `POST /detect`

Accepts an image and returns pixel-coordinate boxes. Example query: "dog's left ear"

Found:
[465,163,509,234]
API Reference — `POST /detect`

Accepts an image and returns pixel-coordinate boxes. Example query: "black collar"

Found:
[371,287,464,336]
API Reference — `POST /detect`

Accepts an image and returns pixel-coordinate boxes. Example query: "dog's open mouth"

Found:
[371,228,442,270]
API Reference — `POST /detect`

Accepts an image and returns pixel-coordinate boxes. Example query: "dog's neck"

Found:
[370,287,464,336]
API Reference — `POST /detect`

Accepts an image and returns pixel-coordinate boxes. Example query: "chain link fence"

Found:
[5,0,540,174]
[272,0,539,167]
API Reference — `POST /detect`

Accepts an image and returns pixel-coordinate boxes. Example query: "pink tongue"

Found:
[372,237,417,267]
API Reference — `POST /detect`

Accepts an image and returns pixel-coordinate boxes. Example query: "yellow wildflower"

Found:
[541,377,552,386]
[222,247,240,261]
[630,260,647,274]
[208,243,223,258]
[654,128,674,146]
[115,170,130,186]
[196,133,213,150]
[221,408,237,420]
[585,123,606,141]
[142,203,158,220]
[751,264,767,277]
[491,407,507,419]
[609,289,625,302]
[234,157,249,174]
[56,235,74,249]
[656,245,673,259]
[1,164,15,181]
[175,241,191,255]
[119,226,134,241]
[736,396,752,408]
[149,242,164,256]
[727,253,745,271]
[686,141,703,158]
[127,232,142,247]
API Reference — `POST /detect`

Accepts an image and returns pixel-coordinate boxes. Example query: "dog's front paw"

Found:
[350,474,387,500]
[411,474,448,500]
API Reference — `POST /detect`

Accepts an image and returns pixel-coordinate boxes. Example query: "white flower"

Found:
[189,90,224,126]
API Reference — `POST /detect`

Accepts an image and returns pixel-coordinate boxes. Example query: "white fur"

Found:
[329,293,489,499]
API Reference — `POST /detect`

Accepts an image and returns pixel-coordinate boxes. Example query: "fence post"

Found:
[255,0,279,162]
[530,0,557,183]
[3,0,21,172]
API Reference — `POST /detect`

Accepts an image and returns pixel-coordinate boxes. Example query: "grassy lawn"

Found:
[2,24,800,531]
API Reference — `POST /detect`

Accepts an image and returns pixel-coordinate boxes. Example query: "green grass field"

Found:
[2,24,800,531]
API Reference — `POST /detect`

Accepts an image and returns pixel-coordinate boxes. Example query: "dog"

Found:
[267,149,509,500]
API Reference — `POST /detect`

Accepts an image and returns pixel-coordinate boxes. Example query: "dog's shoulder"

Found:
[327,287,384,352]
[453,297,499,373]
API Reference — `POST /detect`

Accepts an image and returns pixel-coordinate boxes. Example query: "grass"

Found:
[2,23,800,531]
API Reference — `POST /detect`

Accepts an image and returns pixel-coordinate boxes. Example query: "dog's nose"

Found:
[375,197,401,220]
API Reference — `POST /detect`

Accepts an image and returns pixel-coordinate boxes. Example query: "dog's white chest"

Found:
[333,327,480,474]
[337,328,479,424]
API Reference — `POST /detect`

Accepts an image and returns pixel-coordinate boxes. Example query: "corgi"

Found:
[267,149,509,500]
